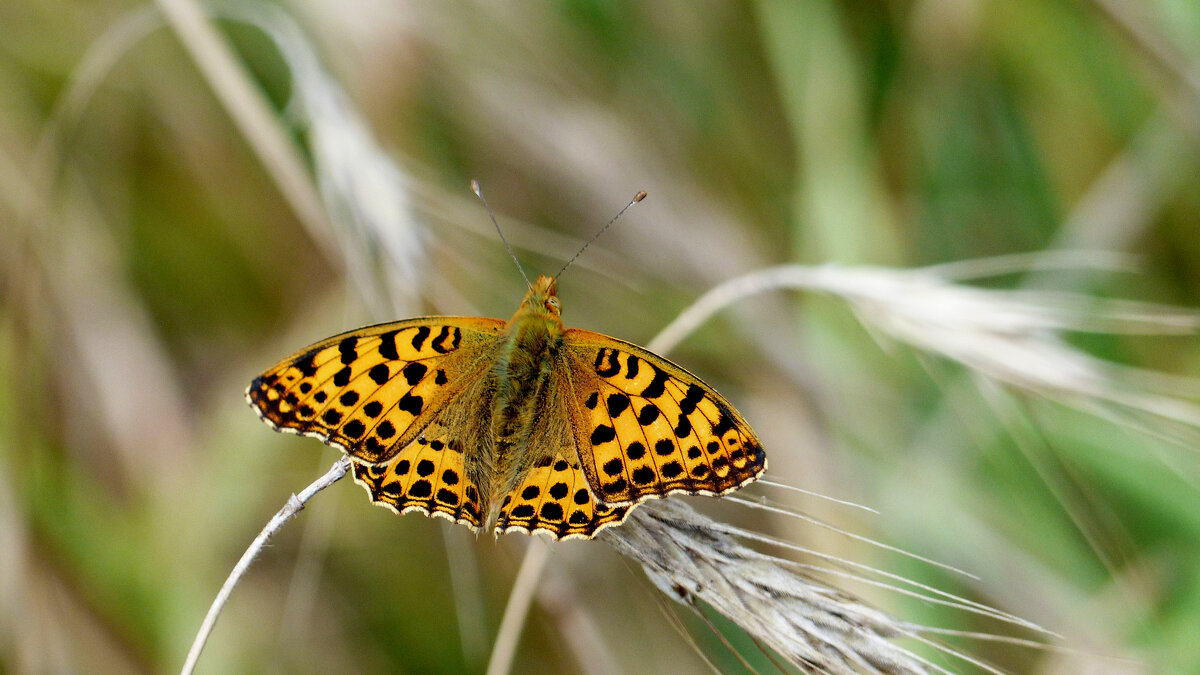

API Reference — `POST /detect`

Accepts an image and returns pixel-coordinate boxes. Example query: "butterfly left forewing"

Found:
[562,329,766,507]
[247,317,504,463]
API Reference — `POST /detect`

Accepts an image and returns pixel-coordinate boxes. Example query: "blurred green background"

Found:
[2,0,1200,672]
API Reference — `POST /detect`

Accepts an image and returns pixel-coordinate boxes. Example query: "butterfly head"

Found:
[522,274,560,313]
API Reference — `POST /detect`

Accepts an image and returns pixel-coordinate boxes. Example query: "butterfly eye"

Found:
[545,296,561,313]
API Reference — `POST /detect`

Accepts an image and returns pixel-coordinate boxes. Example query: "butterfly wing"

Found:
[350,423,484,531]
[493,450,630,540]
[247,317,505,464]
[562,329,766,507]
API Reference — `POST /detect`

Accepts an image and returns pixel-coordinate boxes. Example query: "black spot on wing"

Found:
[540,502,564,521]
[295,350,320,377]
[606,394,629,418]
[625,354,639,380]
[369,364,390,385]
[432,326,460,353]
[712,413,735,438]
[333,366,352,387]
[602,478,628,495]
[376,421,395,439]
[411,326,430,351]
[595,348,620,377]
[637,404,660,425]
[674,415,692,438]
[343,419,365,439]
[591,425,616,445]
[378,330,400,360]
[661,461,684,479]
[679,384,704,415]
[402,362,427,386]
[338,337,358,365]
[640,365,669,398]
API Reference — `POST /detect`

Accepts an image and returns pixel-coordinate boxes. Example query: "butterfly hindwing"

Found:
[247,317,505,463]
[494,452,629,539]
[563,329,766,507]
[351,425,484,531]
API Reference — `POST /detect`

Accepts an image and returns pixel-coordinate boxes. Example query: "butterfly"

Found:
[247,273,766,541]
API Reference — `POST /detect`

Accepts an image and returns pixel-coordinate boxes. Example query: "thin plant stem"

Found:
[485,538,552,675]
[486,307,701,674]
[181,457,350,675]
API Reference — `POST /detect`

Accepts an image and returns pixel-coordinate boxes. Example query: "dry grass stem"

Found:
[220,4,427,317]
[656,261,1200,439]
[485,539,551,675]
[181,457,350,675]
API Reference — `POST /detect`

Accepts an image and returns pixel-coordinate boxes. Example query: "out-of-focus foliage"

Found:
[1,0,1198,672]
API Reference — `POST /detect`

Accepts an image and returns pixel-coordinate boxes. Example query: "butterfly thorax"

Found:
[480,275,566,520]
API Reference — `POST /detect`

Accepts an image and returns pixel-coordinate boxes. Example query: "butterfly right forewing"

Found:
[247,317,505,464]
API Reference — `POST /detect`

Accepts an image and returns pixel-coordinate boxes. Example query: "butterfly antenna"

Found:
[555,190,647,280]
[472,179,532,289]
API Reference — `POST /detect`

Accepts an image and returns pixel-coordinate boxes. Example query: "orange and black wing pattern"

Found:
[563,330,766,507]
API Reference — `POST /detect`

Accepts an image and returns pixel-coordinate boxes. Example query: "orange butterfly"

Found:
[248,196,765,540]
